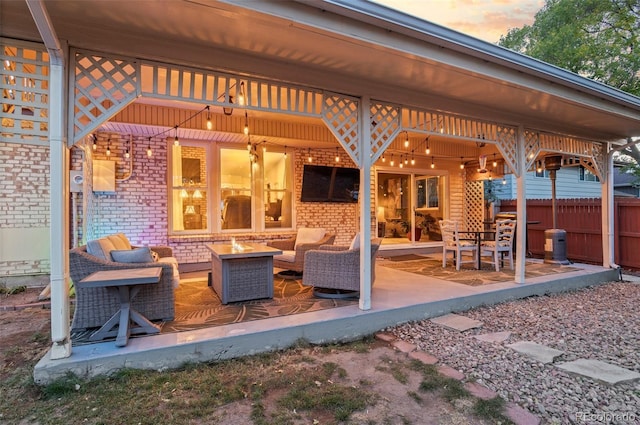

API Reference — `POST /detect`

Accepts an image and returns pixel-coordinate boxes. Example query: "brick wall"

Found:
[0,142,51,276]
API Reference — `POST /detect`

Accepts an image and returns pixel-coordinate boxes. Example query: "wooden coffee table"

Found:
[207,243,282,304]
[79,267,162,347]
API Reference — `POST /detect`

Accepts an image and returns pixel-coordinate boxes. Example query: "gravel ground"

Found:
[387,280,640,425]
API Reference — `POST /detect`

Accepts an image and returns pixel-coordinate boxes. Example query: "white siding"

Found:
[497,167,601,200]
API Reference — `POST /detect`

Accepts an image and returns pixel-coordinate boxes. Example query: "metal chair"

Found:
[439,219,478,271]
[480,219,516,271]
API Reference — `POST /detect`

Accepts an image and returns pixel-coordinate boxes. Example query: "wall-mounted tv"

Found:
[301,165,359,203]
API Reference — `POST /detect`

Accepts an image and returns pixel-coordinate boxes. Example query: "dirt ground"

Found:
[0,287,491,424]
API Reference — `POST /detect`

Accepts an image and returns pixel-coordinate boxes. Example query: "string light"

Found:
[381,153,386,163]
[173,126,179,146]
[390,154,395,166]
[460,157,464,169]
[335,147,340,162]
[92,135,97,151]
[411,152,415,166]
[206,105,212,130]
[307,148,312,163]
[404,131,409,148]
[492,153,497,168]
[502,177,507,185]
[404,155,408,165]
[106,138,111,157]
[284,145,287,158]
[243,110,249,135]
[425,137,430,155]
[238,82,246,106]
[430,156,435,169]
[146,138,152,157]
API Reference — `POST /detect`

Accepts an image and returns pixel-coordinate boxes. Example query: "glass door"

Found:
[415,176,445,242]
[376,172,411,243]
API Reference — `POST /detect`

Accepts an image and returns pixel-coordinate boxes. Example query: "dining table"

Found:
[458,230,495,270]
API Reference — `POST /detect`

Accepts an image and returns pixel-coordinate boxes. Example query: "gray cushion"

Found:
[110,247,154,263]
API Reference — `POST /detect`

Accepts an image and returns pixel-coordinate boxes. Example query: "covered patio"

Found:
[1,0,638,382]
[33,259,616,383]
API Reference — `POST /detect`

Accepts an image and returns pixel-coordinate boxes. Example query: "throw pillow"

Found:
[349,233,360,251]
[150,250,160,262]
[294,227,326,249]
[107,234,130,250]
[110,247,154,263]
[87,237,117,261]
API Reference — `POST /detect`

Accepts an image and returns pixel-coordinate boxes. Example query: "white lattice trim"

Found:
[370,101,401,163]
[322,93,360,165]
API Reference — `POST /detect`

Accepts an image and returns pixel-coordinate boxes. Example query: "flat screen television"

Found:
[301,165,359,203]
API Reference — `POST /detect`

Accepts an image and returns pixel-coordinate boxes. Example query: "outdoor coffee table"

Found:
[207,243,282,304]
[79,267,162,347]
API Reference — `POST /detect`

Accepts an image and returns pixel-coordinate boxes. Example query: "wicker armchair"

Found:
[268,232,336,273]
[69,245,176,330]
[302,238,382,297]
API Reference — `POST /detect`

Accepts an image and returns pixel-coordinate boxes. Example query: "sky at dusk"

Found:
[372,0,545,43]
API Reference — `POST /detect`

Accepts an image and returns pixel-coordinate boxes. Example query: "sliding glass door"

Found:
[377,171,446,244]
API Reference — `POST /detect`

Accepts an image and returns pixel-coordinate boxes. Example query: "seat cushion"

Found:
[274,250,296,263]
[86,237,117,261]
[108,234,131,250]
[349,233,360,251]
[294,228,326,249]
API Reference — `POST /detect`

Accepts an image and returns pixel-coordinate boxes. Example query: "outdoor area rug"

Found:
[379,256,580,286]
[71,277,356,345]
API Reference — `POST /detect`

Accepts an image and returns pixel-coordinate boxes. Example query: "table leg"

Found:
[115,286,131,347]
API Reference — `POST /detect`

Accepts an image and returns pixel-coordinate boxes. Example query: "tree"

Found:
[499,0,640,164]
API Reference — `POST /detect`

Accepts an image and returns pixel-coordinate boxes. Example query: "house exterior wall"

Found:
[0,142,51,277]
[495,167,602,200]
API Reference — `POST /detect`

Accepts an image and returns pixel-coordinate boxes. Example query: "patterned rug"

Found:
[72,277,356,345]
[379,256,580,286]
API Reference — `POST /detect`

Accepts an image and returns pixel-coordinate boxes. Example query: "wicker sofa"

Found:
[302,237,382,297]
[69,235,177,330]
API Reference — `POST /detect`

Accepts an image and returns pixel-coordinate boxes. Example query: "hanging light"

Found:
[238,82,246,106]
[411,151,415,166]
[502,177,507,185]
[106,138,111,157]
[404,155,408,165]
[146,138,152,157]
[381,153,386,163]
[460,157,464,169]
[247,139,251,151]
[173,126,179,146]
[390,154,395,166]
[430,156,435,169]
[492,153,497,168]
[284,145,287,158]
[223,95,234,116]
[307,148,312,163]
[425,137,430,155]
[206,105,212,130]
[404,131,409,148]
[243,111,249,135]
[125,146,130,159]
[399,160,403,168]
[92,134,97,151]
[335,147,340,162]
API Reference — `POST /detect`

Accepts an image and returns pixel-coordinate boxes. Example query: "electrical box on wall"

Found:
[70,170,84,193]
[92,159,116,193]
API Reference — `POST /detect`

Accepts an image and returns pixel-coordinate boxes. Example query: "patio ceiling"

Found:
[3,0,640,143]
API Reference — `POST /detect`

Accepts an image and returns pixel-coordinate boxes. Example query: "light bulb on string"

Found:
[430,156,435,169]
[173,126,179,146]
[390,154,394,166]
[243,111,249,135]
[492,153,497,168]
[381,153,386,163]
[404,156,408,165]
[206,106,212,130]
[425,137,430,155]
[410,152,415,166]
[335,147,340,162]
[238,82,246,106]
[146,138,152,157]
[460,157,464,170]
[307,148,312,163]
[284,145,287,158]
[106,139,111,157]
[404,132,409,148]
[92,135,97,151]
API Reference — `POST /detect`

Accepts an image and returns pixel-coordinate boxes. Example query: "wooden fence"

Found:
[499,198,640,270]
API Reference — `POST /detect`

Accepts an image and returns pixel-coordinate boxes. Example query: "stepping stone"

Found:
[556,359,640,385]
[505,403,541,425]
[430,313,483,332]
[464,382,497,400]
[507,341,564,364]
[409,350,438,365]
[391,340,416,353]
[474,331,512,343]
[437,364,465,381]
[374,332,396,343]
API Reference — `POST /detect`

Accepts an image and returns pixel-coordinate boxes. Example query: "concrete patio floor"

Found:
[33,259,618,384]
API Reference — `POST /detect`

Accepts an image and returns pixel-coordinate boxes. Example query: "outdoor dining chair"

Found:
[439,219,478,271]
[480,218,516,271]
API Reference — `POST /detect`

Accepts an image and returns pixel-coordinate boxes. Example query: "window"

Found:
[170,144,293,233]
[416,176,440,209]
[535,169,550,178]
[579,166,599,182]
[263,151,293,229]
[170,144,209,232]
[220,148,252,230]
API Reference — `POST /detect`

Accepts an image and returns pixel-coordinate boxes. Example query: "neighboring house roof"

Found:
[613,166,639,187]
